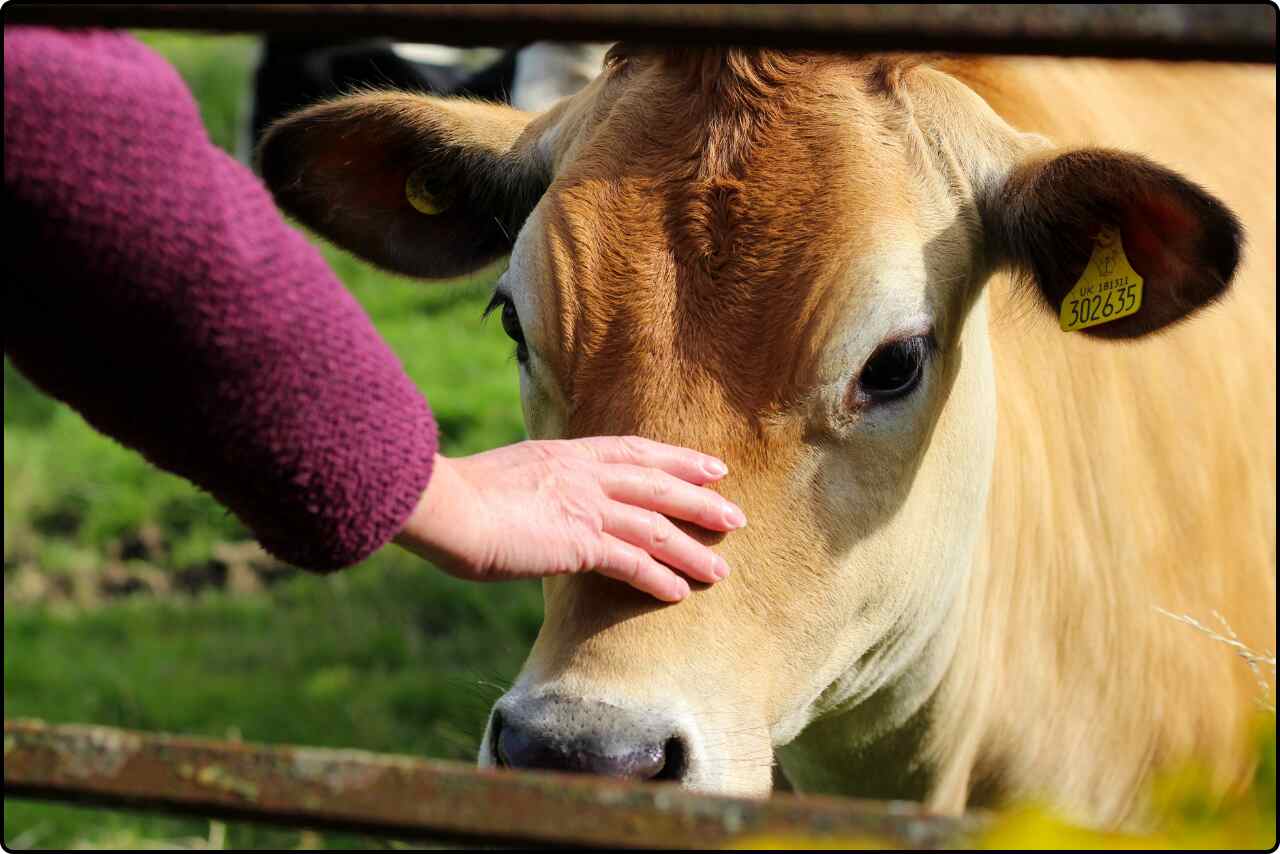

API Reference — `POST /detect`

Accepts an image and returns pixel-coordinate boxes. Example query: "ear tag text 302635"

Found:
[1059,227,1144,332]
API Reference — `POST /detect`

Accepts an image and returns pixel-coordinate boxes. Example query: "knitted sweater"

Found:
[4,26,438,572]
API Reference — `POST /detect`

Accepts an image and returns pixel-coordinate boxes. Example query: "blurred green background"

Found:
[4,31,539,849]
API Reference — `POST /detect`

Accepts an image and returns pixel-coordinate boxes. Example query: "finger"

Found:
[594,534,691,602]
[599,464,746,532]
[602,502,730,584]
[565,435,729,484]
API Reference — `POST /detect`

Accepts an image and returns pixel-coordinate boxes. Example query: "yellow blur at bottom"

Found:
[733,713,1276,851]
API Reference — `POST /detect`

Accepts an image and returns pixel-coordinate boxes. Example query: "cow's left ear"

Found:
[258,92,551,280]
[983,148,1244,338]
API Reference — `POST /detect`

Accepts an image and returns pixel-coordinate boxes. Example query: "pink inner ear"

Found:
[1120,192,1199,284]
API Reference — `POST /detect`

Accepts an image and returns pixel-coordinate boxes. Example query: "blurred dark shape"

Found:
[248,36,520,164]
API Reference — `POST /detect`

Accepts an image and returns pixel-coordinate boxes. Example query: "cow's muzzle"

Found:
[487,694,687,782]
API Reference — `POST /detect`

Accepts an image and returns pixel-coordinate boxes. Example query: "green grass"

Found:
[4,557,541,849]
[4,31,538,849]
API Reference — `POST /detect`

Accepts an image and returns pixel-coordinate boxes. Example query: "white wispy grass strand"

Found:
[1155,606,1277,712]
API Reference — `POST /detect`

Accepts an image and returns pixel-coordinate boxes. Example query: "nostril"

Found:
[490,711,506,766]
[652,736,686,782]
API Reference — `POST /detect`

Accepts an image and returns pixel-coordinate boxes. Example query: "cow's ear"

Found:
[258,92,550,280]
[984,148,1244,338]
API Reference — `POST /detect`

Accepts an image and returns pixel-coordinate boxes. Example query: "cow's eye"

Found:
[856,335,931,403]
[484,291,528,364]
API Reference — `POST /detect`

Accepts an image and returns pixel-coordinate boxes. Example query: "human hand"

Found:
[393,437,746,602]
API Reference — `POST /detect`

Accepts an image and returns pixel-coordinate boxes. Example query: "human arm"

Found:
[4,27,743,596]
[3,26,436,571]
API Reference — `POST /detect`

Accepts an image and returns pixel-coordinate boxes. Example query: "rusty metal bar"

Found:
[4,4,1276,63]
[4,719,977,849]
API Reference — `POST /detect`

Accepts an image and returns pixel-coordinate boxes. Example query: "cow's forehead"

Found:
[514,49,945,435]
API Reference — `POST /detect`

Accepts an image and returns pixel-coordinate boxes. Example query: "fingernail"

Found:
[714,556,731,580]
[704,458,729,478]
[723,504,747,529]
[674,579,691,600]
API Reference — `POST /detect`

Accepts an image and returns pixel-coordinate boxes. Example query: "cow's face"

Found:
[261,48,1241,795]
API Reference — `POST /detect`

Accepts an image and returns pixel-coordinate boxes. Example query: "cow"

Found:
[258,46,1276,827]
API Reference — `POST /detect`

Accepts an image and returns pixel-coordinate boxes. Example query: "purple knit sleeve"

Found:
[3,27,438,572]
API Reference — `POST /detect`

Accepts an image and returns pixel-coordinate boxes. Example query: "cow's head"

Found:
[260,48,1241,796]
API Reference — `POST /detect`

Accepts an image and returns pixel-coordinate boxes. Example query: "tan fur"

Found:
[262,48,1276,827]
[519,53,1276,825]
[929,56,1277,820]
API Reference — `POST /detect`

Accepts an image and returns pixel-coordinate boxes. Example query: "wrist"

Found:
[393,454,478,574]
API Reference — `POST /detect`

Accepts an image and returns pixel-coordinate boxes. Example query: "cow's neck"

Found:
[774,558,977,805]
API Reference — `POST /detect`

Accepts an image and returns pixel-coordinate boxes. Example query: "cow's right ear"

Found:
[258,93,550,280]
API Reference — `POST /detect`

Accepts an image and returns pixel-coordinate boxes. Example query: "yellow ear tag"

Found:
[404,166,454,215]
[1059,227,1144,332]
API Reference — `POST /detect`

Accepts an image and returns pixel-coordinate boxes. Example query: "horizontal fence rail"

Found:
[5,3,1276,63]
[4,720,978,849]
